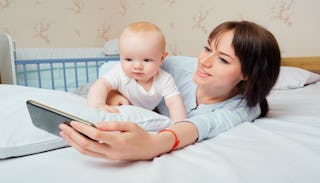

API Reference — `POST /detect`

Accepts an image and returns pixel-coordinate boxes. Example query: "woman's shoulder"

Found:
[162,56,197,73]
[222,94,261,119]
[161,56,197,84]
[223,94,248,109]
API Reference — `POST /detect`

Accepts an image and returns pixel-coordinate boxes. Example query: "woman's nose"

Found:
[199,55,213,68]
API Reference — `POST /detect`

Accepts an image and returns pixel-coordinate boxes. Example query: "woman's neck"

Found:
[196,86,238,105]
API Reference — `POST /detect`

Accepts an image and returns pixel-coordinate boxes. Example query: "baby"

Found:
[87,22,187,122]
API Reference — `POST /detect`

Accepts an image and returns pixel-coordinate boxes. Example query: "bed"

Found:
[1,33,320,183]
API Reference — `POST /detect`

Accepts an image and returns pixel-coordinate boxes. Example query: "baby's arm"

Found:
[87,78,118,113]
[165,94,187,122]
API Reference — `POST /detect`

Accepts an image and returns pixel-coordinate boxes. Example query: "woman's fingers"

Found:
[59,123,113,158]
[59,130,107,159]
[94,121,137,131]
[69,121,123,145]
[60,121,156,160]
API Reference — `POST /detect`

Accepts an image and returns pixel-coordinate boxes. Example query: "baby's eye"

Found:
[125,58,132,61]
[204,46,211,52]
[144,59,152,62]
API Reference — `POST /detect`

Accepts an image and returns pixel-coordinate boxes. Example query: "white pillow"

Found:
[0,85,171,159]
[273,66,320,90]
[104,38,119,56]
[99,61,119,76]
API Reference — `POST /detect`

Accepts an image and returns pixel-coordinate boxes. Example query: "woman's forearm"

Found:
[155,121,198,155]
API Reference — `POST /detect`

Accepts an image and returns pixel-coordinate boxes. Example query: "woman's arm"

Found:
[59,121,198,161]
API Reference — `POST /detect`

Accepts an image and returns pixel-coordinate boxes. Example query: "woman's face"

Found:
[193,30,244,94]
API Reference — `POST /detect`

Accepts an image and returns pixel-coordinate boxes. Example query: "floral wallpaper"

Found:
[0,0,319,57]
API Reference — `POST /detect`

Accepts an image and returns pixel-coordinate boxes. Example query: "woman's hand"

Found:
[59,121,166,161]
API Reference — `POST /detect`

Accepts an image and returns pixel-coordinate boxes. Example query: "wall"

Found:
[0,0,319,57]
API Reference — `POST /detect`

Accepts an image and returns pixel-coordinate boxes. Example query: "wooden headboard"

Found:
[281,56,320,74]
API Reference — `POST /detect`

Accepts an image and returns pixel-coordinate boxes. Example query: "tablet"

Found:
[26,100,95,137]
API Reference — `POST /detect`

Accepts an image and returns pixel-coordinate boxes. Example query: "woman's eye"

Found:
[219,57,229,64]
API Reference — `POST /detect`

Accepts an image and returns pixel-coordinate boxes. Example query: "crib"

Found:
[0,33,120,92]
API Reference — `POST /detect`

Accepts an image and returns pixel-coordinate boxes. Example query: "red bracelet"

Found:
[158,129,180,152]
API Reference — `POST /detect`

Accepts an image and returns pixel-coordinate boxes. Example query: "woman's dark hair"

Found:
[208,21,281,117]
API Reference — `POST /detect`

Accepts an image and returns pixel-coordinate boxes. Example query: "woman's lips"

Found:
[197,67,211,78]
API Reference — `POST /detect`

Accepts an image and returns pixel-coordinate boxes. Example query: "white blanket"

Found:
[1,83,320,183]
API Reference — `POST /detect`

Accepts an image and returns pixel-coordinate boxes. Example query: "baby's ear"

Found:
[161,52,168,63]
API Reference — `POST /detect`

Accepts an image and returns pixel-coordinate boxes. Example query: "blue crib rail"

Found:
[15,56,119,91]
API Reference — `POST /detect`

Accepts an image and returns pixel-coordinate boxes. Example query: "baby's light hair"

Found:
[122,22,166,51]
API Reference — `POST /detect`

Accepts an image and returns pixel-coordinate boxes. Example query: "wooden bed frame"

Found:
[281,56,320,74]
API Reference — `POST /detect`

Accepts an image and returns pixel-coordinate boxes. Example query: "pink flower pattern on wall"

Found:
[33,21,51,44]
[69,0,84,14]
[193,9,210,34]
[271,0,294,26]
[163,0,175,6]
[0,0,316,56]
[119,0,128,16]
[0,0,10,10]
[97,23,111,41]
[169,43,181,56]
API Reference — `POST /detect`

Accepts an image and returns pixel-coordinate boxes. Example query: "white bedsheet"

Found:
[1,83,320,183]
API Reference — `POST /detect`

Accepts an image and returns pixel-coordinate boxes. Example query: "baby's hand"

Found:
[106,90,130,106]
[96,104,119,113]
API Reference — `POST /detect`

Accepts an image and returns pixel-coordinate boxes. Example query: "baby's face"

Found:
[119,31,166,84]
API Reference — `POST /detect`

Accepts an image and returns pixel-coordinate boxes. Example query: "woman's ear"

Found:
[240,74,248,81]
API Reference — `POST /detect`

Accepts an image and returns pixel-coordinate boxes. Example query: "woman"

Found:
[59,20,281,161]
